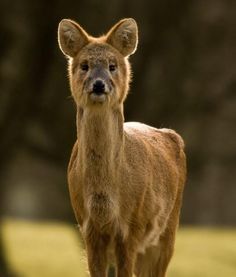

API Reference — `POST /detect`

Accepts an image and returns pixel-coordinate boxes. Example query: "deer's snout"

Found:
[85,67,113,103]
[92,80,105,95]
[89,78,109,103]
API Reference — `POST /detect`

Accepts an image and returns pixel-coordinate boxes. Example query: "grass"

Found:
[2,219,87,277]
[2,218,236,277]
[168,228,236,277]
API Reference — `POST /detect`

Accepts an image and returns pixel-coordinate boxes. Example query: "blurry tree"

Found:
[0,0,236,274]
[0,0,61,274]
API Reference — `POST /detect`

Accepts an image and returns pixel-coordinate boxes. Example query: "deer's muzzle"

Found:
[89,78,111,103]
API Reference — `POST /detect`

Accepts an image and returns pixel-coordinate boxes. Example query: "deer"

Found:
[58,18,186,277]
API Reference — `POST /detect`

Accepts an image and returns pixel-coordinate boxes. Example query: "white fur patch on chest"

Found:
[84,192,119,231]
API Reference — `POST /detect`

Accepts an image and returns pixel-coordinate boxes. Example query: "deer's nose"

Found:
[92,80,105,94]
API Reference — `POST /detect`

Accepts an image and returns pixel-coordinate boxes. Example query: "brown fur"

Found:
[58,18,186,277]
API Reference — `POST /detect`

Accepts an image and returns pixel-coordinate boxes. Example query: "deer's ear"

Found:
[58,19,89,57]
[106,18,138,57]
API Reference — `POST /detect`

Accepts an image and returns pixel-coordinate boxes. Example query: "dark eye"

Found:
[81,63,89,71]
[109,64,116,72]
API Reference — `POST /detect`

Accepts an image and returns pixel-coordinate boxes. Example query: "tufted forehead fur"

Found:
[73,43,123,68]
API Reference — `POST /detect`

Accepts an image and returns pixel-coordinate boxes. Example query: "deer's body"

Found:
[58,18,186,277]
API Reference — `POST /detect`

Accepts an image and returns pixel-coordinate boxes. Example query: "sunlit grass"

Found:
[2,218,236,277]
[169,227,236,277]
[2,218,87,277]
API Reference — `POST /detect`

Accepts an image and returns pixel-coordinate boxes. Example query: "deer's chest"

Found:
[79,190,118,233]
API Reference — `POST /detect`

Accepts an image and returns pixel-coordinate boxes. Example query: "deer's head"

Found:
[58,18,138,108]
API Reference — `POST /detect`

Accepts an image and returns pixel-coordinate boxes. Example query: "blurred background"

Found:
[0,0,235,276]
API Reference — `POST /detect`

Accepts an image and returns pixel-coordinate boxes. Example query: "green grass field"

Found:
[2,218,236,277]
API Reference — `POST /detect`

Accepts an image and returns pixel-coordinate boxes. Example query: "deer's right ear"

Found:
[58,19,89,57]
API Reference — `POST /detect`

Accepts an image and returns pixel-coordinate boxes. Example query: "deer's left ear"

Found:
[106,18,138,57]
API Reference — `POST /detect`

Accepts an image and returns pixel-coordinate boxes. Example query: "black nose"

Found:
[93,80,105,94]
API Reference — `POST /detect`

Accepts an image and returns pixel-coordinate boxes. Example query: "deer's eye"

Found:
[109,64,116,72]
[81,63,89,71]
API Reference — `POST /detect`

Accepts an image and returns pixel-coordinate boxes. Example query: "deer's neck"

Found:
[76,106,124,191]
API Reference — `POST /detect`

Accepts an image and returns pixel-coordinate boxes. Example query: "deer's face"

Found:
[58,18,138,108]
[70,43,129,107]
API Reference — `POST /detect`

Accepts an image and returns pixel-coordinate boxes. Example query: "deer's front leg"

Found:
[85,221,110,277]
[115,233,137,277]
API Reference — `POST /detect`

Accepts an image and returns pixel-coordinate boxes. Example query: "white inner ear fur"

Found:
[106,18,138,57]
[58,19,89,57]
